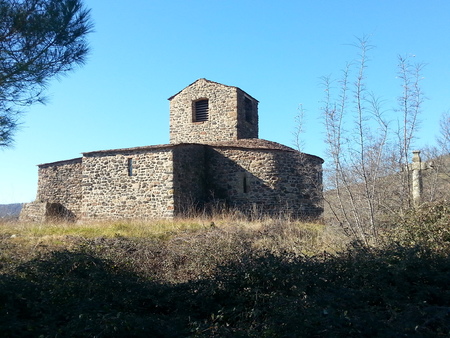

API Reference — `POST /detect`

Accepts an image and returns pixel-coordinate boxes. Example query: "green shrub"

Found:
[386,201,450,252]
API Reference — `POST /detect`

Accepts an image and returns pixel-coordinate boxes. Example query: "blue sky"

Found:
[1,0,449,204]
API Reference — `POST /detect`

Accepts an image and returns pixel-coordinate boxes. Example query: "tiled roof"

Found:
[38,157,82,168]
[81,139,295,156]
[204,139,297,151]
[80,139,322,161]
[205,139,324,162]
[39,138,323,166]
[82,144,174,156]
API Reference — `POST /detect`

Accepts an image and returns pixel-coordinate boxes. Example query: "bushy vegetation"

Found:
[0,206,449,337]
[385,202,450,252]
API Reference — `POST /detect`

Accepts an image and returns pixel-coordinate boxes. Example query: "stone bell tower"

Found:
[168,78,258,144]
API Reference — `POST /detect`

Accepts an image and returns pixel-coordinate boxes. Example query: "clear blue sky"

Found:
[1,0,449,204]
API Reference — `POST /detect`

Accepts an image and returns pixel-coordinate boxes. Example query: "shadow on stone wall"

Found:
[19,202,77,223]
[272,151,324,219]
[204,148,268,217]
[202,148,323,220]
[46,203,77,222]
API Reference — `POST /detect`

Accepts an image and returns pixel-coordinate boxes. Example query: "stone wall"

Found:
[35,158,83,219]
[169,79,258,144]
[236,88,259,139]
[81,146,175,220]
[205,145,323,218]
[172,144,207,215]
[21,79,324,222]
[19,202,47,223]
[19,202,77,223]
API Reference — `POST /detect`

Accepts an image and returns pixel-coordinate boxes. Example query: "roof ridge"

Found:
[168,78,257,102]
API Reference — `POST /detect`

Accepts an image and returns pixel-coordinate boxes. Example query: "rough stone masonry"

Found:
[20,79,324,222]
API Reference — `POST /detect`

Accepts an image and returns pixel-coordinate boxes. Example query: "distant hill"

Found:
[0,204,23,219]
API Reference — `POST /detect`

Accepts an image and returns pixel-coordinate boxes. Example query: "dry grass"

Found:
[0,215,347,283]
[1,218,202,238]
[0,215,346,257]
[1,208,449,337]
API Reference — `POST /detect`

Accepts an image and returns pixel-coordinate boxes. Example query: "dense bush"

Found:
[0,250,189,337]
[0,215,449,336]
[190,245,450,336]
[385,201,450,252]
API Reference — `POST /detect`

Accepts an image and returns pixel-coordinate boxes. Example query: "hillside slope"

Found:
[0,204,23,219]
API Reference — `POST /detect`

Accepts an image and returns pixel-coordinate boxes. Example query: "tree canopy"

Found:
[0,0,92,147]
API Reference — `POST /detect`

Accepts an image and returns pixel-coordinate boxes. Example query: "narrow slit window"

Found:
[243,175,249,193]
[244,97,253,123]
[194,99,209,122]
[127,158,133,176]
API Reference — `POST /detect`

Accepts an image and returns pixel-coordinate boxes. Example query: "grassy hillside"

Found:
[0,203,22,219]
[0,208,449,337]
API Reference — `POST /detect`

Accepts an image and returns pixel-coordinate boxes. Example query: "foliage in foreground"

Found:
[0,0,92,146]
[387,201,450,252]
[0,210,449,337]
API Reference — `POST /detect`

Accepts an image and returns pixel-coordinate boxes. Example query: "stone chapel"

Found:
[20,79,324,222]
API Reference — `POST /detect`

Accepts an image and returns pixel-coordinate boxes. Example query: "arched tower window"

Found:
[194,99,209,122]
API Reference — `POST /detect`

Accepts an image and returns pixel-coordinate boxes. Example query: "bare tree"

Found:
[418,111,450,202]
[437,111,450,155]
[0,0,93,147]
[292,104,306,152]
[390,55,426,210]
[318,37,426,245]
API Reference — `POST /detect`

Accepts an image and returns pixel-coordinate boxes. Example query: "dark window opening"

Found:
[244,97,253,123]
[127,158,133,176]
[316,171,323,184]
[194,99,209,122]
[243,175,249,193]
